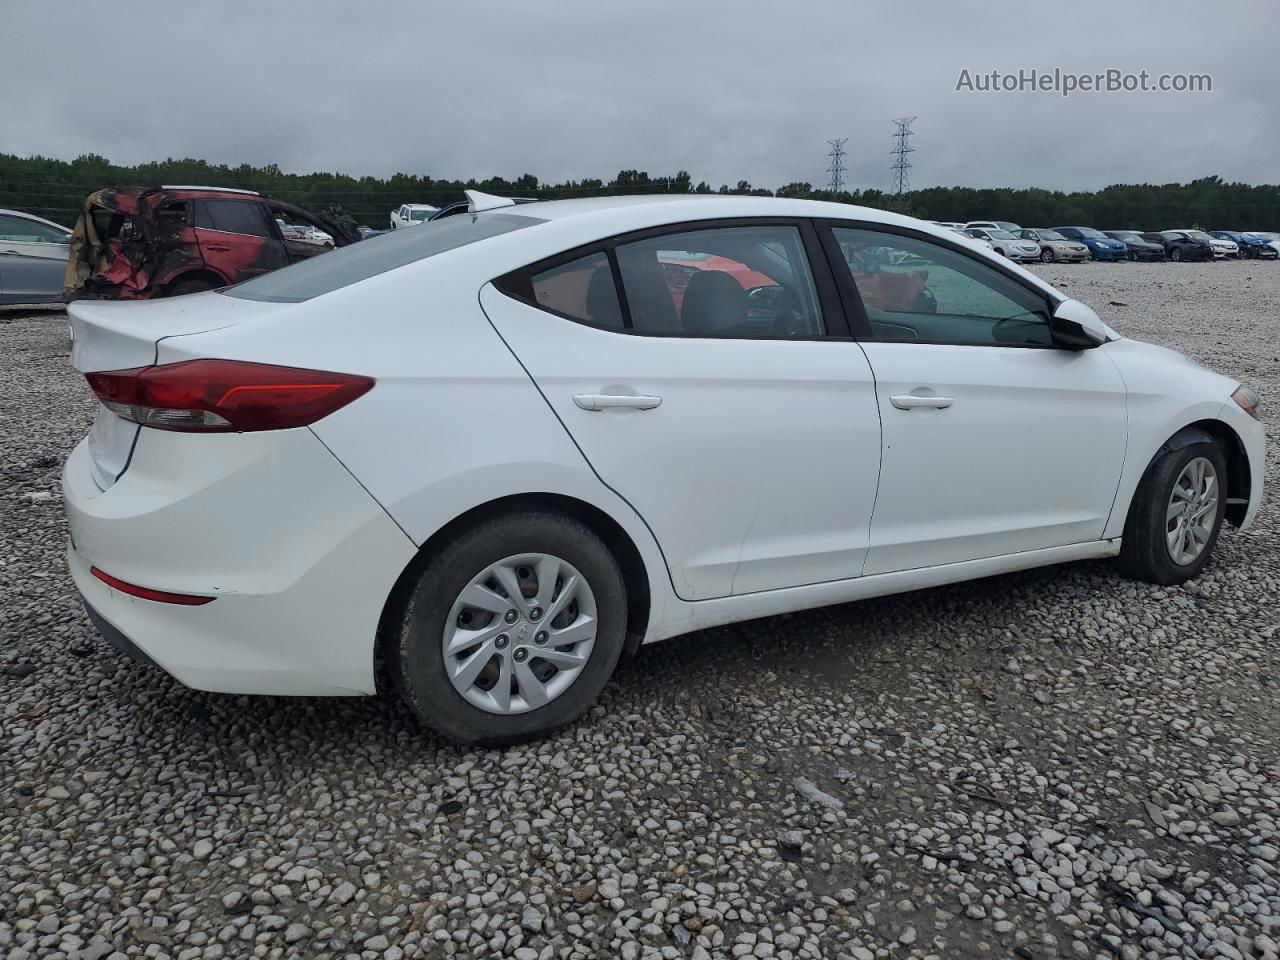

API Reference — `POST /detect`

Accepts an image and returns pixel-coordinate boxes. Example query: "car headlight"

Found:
[1232,385,1261,420]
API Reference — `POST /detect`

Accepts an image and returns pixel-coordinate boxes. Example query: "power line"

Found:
[826,138,848,194]
[891,117,916,195]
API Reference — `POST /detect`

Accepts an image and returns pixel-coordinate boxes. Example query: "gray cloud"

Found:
[5,0,1275,192]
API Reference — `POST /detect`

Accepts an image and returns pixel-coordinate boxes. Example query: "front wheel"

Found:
[392,511,628,745]
[1116,437,1227,585]
[1040,248,1055,263]
[1170,248,1183,262]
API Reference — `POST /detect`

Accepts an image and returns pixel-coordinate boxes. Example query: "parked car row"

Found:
[933,221,1280,263]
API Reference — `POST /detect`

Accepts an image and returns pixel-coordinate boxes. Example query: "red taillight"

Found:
[85,359,374,432]
[90,567,215,606]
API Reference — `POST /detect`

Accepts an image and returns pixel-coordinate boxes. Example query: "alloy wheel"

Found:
[1166,457,1219,566]
[442,553,597,714]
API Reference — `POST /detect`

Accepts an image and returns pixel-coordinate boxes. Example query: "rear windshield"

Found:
[224,212,542,303]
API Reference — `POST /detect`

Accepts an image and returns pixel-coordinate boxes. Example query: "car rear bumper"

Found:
[63,425,417,696]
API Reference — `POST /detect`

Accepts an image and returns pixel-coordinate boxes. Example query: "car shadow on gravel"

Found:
[70,556,1125,765]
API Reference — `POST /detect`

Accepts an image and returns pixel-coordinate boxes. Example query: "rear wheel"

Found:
[392,511,627,744]
[169,277,217,297]
[1116,436,1226,585]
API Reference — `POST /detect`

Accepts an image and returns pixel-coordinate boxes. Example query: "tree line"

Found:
[3,153,1277,232]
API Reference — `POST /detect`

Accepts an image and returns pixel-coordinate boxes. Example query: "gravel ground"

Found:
[1,261,1277,960]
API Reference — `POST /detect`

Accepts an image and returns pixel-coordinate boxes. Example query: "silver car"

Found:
[0,209,71,304]
[1018,228,1091,263]
[964,227,1041,262]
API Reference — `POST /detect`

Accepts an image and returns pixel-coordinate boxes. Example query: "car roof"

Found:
[421,195,1069,304]
[507,195,1007,236]
[402,203,438,210]
[0,208,72,231]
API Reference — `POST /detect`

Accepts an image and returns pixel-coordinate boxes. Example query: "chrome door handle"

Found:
[573,393,663,411]
[890,394,953,410]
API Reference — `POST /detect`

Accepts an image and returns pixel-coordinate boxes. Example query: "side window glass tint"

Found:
[832,227,1050,346]
[195,199,272,238]
[614,225,823,338]
[530,252,623,330]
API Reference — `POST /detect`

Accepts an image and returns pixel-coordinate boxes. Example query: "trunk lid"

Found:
[68,292,288,488]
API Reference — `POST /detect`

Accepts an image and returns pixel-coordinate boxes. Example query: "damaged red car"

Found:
[64,186,360,300]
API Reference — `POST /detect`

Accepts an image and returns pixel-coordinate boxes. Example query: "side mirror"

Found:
[1050,299,1111,350]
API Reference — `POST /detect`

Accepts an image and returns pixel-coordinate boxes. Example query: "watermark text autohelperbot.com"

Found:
[956,68,1212,97]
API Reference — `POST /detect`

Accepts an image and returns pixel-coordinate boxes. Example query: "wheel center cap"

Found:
[514,621,531,645]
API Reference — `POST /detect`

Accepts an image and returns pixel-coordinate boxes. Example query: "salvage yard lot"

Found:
[1,262,1277,959]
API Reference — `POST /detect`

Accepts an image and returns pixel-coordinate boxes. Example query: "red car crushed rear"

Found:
[64,186,360,300]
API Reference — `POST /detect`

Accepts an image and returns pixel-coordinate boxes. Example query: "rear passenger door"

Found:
[481,219,883,601]
[192,199,287,283]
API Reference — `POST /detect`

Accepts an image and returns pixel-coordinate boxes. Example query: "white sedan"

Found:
[64,193,1265,744]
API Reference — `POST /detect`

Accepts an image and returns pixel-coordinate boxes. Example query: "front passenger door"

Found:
[825,224,1128,575]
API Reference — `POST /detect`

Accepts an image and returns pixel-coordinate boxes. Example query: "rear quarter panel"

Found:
[153,251,678,641]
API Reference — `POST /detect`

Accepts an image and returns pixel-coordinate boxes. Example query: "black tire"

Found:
[392,511,627,745]
[1040,248,1054,263]
[169,278,217,297]
[1170,248,1183,262]
[1116,435,1227,585]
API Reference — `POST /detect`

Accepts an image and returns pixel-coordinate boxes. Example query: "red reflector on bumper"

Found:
[90,567,215,606]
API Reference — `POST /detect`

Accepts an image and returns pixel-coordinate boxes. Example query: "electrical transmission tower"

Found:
[826,138,848,194]
[890,117,916,194]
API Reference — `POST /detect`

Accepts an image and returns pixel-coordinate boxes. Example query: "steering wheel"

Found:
[768,288,810,337]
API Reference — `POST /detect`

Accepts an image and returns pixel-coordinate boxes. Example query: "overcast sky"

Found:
[6,1,1276,193]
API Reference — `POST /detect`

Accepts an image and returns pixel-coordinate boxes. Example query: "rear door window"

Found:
[0,214,69,243]
[195,199,273,237]
[614,225,823,337]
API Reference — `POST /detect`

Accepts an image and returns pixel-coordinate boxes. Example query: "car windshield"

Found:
[226,212,542,302]
[988,230,1017,240]
[1110,233,1141,242]
[994,222,1020,232]
[1076,228,1106,239]
[410,209,432,221]
[1036,230,1067,241]
[1187,231,1214,242]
